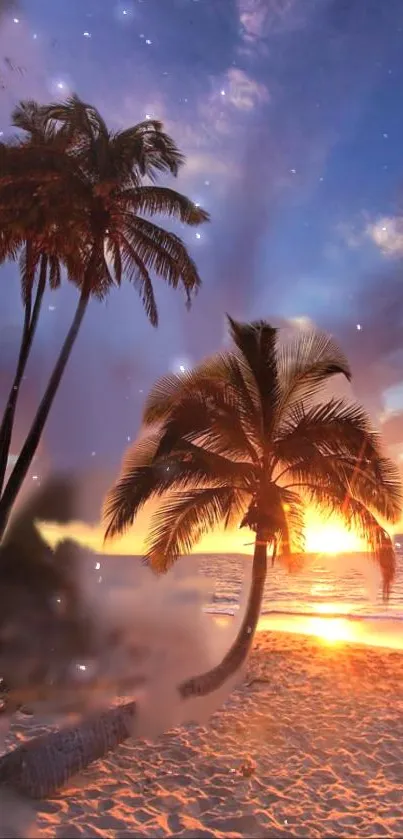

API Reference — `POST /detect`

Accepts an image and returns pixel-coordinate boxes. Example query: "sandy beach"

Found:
[2,630,403,838]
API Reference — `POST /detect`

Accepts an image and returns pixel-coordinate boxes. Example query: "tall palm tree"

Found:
[0,103,84,497]
[105,317,402,697]
[0,96,208,537]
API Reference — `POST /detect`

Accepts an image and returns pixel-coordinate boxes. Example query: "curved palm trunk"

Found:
[0,255,48,498]
[0,701,136,798]
[178,532,268,698]
[0,288,90,540]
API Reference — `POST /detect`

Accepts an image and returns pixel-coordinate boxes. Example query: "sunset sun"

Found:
[304,519,364,555]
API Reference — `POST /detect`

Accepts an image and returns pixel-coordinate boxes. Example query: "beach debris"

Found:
[239,757,256,777]
[0,701,137,798]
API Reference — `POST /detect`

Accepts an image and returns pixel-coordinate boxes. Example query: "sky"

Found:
[1,0,403,553]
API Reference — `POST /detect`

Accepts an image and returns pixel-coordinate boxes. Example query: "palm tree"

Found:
[0,103,84,497]
[0,96,208,537]
[105,317,402,697]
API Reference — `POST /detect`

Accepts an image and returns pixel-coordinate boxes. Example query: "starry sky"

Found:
[1,0,403,547]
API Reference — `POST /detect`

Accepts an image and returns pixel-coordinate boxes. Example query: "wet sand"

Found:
[2,631,403,838]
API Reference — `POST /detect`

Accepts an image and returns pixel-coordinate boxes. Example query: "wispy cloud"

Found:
[237,0,322,42]
[223,68,270,111]
[199,68,269,136]
[366,216,403,257]
[335,219,366,250]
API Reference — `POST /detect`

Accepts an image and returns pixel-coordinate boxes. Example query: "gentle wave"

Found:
[205,606,403,622]
[197,551,403,634]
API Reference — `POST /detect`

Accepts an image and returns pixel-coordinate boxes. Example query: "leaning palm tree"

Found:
[0,96,208,537]
[0,319,401,800]
[105,317,402,697]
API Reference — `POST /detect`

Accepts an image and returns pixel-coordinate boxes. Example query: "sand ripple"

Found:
[3,632,403,838]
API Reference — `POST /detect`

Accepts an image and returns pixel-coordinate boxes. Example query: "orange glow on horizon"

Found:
[39,487,393,558]
[41,508,367,556]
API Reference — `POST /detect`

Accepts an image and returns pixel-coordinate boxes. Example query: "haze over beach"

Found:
[0,1,403,838]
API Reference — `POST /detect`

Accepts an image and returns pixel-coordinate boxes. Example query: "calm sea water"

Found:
[198,552,403,620]
[197,551,403,649]
[91,550,403,649]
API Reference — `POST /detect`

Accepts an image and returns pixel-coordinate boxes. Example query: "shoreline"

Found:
[2,630,403,837]
[213,612,403,651]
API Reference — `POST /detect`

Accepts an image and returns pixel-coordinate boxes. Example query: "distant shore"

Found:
[2,631,403,838]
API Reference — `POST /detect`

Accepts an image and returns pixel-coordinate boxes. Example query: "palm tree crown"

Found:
[105,317,401,598]
[1,96,209,321]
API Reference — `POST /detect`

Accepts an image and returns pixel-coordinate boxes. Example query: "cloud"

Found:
[223,68,270,111]
[237,0,321,42]
[238,0,268,41]
[336,220,366,250]
[198,68,269,140]
[379,410,403,446]
[366,216,403,258]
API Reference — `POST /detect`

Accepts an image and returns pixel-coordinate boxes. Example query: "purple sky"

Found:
[1,0,403,520]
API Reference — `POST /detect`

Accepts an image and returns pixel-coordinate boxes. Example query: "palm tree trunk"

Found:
[0,701,136,798]
[178,532,268,698]
[0,255,48,498]
[0,288,90,541]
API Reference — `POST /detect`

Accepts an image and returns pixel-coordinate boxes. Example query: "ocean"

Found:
[198,551,403,649]
[92,550,403,651]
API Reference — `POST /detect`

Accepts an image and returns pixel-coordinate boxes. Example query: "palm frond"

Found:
[283,450,402,526]
[122,186,209,226]
[145,487,248,572]
[275,398,380,463]
[103,433,166,539]
[118,234,158,326]
[154,434,257,489]
[276,329,351,415]
[48,255,61,289]
[41,95,109,144]
[125,217,201,302]
[141,354,232,424]
[227,316,279,435]
[144,372,260,463]
[342,499,396,601]
[112,121,185,180]
[19,241,38,304]
[277,488,306,560]
[103,428,251,541]
[12,100,51,142]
